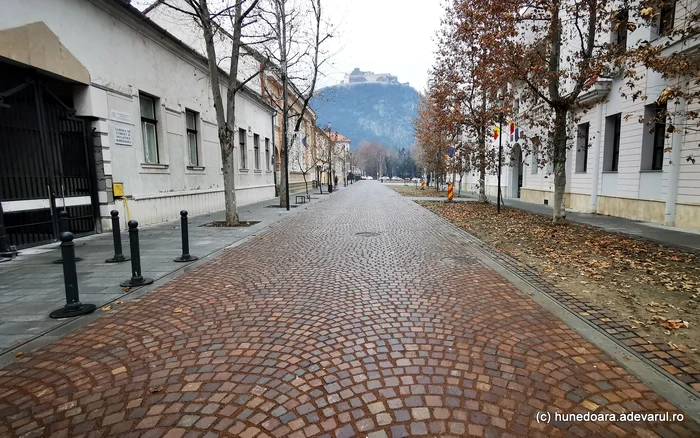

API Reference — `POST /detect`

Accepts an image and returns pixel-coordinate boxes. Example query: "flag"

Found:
[509,122,515,134]
[302,136,307,148]
[493,125,500,140]
[446,146,455,158]
[514,127,520,142]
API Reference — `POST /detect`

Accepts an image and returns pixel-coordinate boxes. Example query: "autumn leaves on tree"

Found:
[418,0,698,223]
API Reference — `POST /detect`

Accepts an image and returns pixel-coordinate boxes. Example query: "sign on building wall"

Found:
[111,109,132,124]
[114,125,132,146]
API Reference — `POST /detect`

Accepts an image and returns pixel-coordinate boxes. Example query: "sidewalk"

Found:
[0,181,697,437]
[485,195,700,253]
[0,189,330,356]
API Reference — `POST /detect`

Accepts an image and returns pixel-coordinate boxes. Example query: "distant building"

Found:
[342,68,399,85]
[329,133,351,185]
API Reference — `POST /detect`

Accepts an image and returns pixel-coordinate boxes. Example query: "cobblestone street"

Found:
[1,182,699,438]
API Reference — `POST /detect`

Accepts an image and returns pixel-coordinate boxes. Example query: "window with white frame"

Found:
[611,9,628,50]
[641,103,667,171]
[658,0,676,36]
[186,109,199,166]
[254,134,260,170]
[239,128,247,169]
[265,138,271,170]
[575,123,589,173]
[604,113,622,171]
[139,94,159,163]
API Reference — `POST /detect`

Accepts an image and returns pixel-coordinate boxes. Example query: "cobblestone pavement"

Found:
[1,182,699,437]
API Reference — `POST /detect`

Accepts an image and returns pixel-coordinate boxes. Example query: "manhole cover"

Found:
[355,232,381,237]
[441,256,478,267]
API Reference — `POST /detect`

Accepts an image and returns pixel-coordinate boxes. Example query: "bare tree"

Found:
[258,0,333,209]
[154,0,266,225]
[291,135,317,199]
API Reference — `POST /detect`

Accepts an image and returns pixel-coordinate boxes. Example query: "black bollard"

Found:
[53,211,83,264]
[49,232,96,318]
[105,210,130,263]
[120,220,154,287]
[174,210,198,262]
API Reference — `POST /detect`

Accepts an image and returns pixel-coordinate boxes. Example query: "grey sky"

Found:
[132,0,444,91]
[320,0,444,91]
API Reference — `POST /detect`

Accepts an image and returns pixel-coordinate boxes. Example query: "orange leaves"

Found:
[661,320,690,330]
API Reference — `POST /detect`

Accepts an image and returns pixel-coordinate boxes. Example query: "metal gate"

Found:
[0,69,96,248]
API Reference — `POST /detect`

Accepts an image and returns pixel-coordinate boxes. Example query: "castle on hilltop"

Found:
[341,68,402,85]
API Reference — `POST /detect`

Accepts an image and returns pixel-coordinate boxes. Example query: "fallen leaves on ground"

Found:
[661,320,690,330]
[101,306,111,311]
[420,200,700,363]
[173,308,184,313]
[390,185,447,198]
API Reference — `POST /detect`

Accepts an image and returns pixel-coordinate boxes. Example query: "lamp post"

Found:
[326,123,333,193]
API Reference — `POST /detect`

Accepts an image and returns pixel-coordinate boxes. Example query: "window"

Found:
[239,128,247,169]
[254,134,260,170]
[575,123,589,173]
[265,138,270,170]
[604,113,622,171]
[140,94,159,163]
[612,9,628,50]
[659,0,676,36]
[652,104,667,170]
[186,109,198,166]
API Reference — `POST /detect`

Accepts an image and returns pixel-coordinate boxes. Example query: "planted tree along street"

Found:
[2,0,700,437]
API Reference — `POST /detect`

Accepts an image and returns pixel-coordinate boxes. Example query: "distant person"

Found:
[334,175,338,189]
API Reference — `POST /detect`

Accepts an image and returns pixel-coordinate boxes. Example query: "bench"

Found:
[295,195,306,204]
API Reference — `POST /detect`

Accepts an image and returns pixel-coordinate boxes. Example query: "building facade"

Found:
[462,0,700,231]
[0,0,275,248]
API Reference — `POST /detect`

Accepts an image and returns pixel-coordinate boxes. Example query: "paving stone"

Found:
[0,183,697,438]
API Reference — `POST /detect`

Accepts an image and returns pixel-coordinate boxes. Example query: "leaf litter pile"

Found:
[390,185,448,198]
[420,201,700,364]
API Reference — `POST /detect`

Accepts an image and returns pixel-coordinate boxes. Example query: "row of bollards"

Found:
[50,210,198,319]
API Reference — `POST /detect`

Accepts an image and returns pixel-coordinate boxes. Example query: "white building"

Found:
[0,0,276,248]
[462,0,700,231]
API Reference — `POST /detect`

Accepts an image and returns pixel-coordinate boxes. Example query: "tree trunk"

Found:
[552,109,567,224]
[279,148,288,207]
[220,139,239,226]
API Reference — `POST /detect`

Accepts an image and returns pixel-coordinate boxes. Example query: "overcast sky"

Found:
[319,0,444,91]
[133,0,444,91]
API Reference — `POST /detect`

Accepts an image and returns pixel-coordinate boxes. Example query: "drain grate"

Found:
[355,232,381,237]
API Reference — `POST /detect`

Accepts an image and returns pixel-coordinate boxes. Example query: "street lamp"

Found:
[326,122,333,193]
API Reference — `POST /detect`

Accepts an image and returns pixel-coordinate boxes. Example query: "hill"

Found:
[310,82,419,150]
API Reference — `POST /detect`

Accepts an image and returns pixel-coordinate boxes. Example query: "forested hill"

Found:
[310,82,419,150]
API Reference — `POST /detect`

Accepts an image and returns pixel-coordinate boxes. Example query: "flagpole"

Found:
[497,111,503,215]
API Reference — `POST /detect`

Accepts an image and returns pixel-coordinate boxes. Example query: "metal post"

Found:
[174,210,198,262]
[53,211,83,264]
[49,232,96,318]
[106,210,129,263]
[120,220,154,287]
[497,113,503,214]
